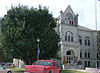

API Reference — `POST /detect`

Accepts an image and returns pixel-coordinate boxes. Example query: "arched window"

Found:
[66,13,73,25]
[85,37,90,46]
[78,35,82,45]
[66,51,71,55]
[65,31,73,42]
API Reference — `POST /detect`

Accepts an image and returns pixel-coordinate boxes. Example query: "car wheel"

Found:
[49,71,52,73]
[59,70,61,73]
[7,71,12,73]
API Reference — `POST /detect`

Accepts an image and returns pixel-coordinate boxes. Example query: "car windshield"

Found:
[0,65,3,70]
[37,61,51,66]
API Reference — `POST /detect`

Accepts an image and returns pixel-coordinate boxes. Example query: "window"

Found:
[66,57,71,64]
[72,21,73,25]
[0,65,3,70]
[66,13,74,25]
[69,21,71,24]
[37,61,51,66]
[85,61,87,67]
[78,35,82,45]
[97,53,99,59]
[65,36,67,41]
[65,31,73,42]
[88,53,90,58]
[79,39,82,45]
[68,36,70,41]
[71,36,73,42]
[88,40,90,46]
[66,51,71,55]
[85,52,87,58]
[85,37,90,46]
[85,40,87,45]
[88,61,90,67]
[80,52,82,58]
[85,61,90,67]
[97,61,99,67]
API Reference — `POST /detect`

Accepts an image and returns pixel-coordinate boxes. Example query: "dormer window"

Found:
[66,13,73,25]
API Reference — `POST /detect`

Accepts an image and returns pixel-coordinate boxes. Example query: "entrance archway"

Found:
[66,50,75,64]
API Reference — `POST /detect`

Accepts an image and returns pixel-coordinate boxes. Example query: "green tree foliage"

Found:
[0,18,7,62]
[0,5,60,64]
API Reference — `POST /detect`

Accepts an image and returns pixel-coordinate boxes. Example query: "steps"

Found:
[63,64,84,70]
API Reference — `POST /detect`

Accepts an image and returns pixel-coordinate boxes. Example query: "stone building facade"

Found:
[56,5,100,68]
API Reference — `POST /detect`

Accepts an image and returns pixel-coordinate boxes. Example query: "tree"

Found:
[0,5,60,64]
[0,18,8,62]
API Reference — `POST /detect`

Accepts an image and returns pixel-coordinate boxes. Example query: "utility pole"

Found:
[37,38,40,60]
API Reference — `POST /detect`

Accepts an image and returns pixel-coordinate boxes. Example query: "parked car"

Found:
[0,65,12,73]
[4,63,14,68]
[0,62,6,66]
[24,60,61,73]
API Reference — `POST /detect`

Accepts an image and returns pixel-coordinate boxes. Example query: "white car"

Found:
[4,63,14,68]
[0,65,12,73]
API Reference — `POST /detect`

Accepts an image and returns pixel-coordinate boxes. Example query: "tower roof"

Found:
[64,5,75,16]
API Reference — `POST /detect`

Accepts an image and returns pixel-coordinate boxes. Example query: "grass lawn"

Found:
[8,67,24,73]
[61,70,87,73]
[8,68,87,73]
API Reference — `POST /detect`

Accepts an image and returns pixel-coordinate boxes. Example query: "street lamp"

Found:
[37,38,40,60]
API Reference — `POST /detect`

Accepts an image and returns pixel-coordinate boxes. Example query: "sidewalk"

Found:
[77,68,100,73]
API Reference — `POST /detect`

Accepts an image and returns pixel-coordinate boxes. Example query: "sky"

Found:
[0,0,100,30]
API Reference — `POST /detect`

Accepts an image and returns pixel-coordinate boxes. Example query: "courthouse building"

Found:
[56,5,100,68]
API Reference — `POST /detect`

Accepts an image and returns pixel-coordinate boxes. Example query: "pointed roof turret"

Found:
[64,5,75,16]
[60,10,63,13]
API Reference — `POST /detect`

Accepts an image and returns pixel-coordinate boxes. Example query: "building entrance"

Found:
[66,50,75,64]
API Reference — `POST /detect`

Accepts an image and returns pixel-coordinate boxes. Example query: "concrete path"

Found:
[77,68,100,73]
[85,68,99,73]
